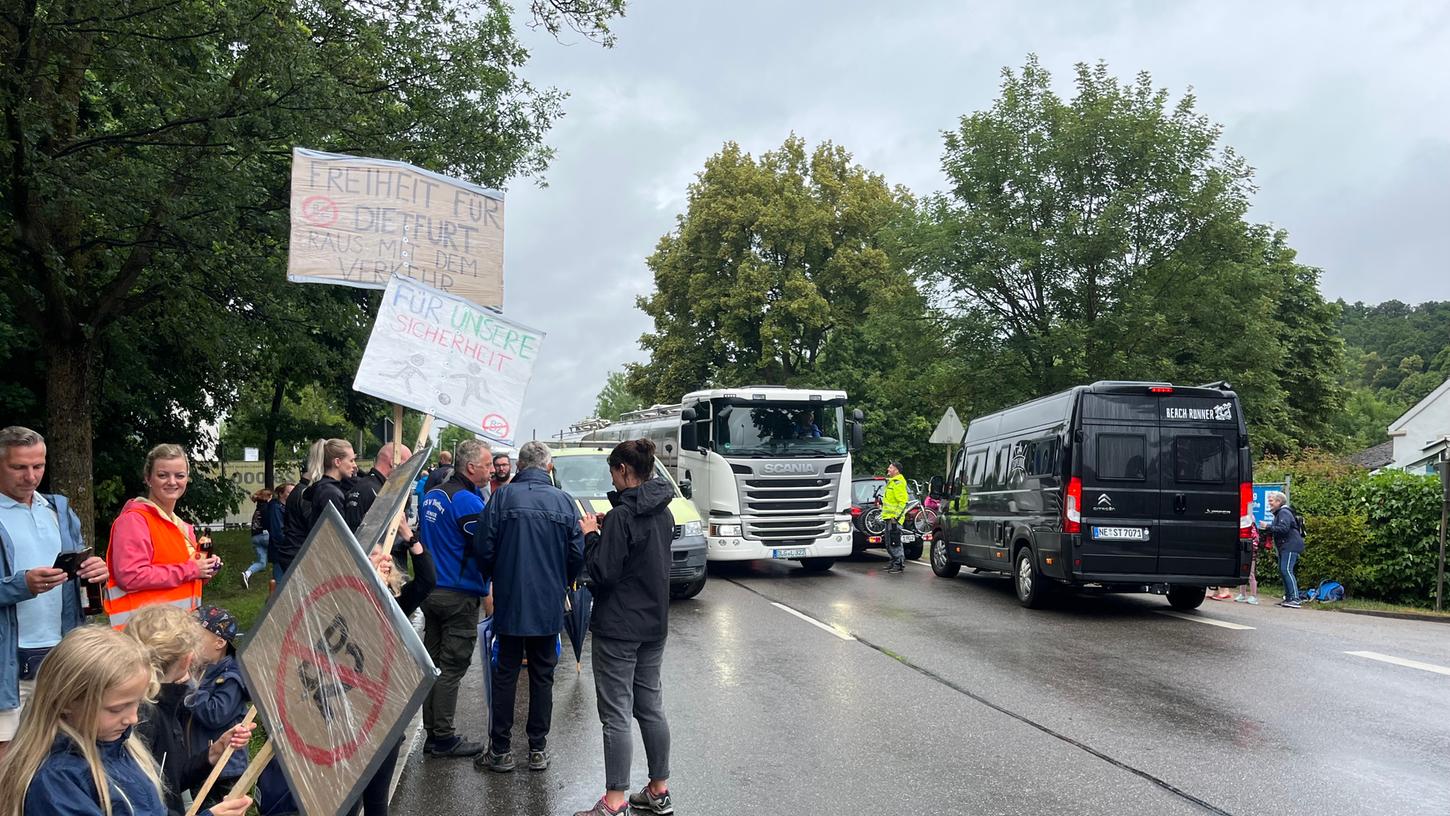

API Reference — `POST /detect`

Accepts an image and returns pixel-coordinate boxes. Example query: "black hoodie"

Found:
[585,477,675,642]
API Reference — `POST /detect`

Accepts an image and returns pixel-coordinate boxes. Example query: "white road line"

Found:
[1156,610,1255,630]
[770,602,856,641]
[1346,651,1450,676]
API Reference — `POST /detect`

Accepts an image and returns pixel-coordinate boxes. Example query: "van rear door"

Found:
[1077,394,1159,576]
[1156,395,1242,577]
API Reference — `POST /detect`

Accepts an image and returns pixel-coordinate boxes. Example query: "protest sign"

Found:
[288,147,505,309]
[353,275,544,446]
[238,505,436,816]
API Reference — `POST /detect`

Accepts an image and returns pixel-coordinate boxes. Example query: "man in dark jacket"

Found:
[343,443,411,530]
[473,440,584,773]
[1262,490,1305,608]
[423,449,454,493]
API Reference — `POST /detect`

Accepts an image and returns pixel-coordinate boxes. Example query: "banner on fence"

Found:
[288,148,505,309]
[352,275,543,446]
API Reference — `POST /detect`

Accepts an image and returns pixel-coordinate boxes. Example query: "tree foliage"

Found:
[0,0,621,538]
[594,369,645,421]
[1332,300,1450,449]
[911,56,1345,456]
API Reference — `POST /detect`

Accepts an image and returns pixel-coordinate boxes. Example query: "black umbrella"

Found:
[563,583,593,673]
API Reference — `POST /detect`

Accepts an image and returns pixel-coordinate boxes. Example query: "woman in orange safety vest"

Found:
[103,444,220,628]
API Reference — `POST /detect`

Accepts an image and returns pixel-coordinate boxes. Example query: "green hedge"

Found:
[1255,453,1444,608]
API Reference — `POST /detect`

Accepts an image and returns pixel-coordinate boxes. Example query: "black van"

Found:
[930,381,1253,609]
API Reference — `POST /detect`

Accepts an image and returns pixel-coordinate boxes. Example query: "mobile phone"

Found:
[52,547,95,580]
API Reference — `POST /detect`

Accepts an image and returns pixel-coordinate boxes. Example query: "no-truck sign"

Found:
[238,505,437,815]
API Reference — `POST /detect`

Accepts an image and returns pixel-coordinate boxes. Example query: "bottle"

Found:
[81,578,104,616]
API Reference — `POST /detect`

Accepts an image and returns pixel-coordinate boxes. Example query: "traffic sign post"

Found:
[930,407,966,477]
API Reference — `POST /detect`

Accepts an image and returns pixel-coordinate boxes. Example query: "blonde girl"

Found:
[122,605,253,816]
[0,626,250,816]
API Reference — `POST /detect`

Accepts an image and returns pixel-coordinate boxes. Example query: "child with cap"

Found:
[189,605,250,802]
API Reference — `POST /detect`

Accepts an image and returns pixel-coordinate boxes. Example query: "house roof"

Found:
[1388,375,1450,433]
[1348,440,1394,469]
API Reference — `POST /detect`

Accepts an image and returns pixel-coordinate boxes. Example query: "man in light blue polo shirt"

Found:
[0,426,107,757]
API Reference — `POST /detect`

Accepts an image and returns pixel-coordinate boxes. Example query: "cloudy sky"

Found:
[494,0,1450,442]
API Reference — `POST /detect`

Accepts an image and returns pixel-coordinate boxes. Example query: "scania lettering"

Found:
[577,387,863,572]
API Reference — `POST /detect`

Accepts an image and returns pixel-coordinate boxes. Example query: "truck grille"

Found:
[735,470,842,542]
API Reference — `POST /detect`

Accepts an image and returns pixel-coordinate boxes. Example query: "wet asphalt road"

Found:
[390,554,1450,815]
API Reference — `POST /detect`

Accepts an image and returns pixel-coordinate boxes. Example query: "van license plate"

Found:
[773,548,808,559]
[901,534,917,543]
[1092,527,1148,541]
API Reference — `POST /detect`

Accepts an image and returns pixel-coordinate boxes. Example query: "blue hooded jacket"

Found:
[26,730,168,816]
[471,468,585,636]
[1,492,88,710]
[188,655,250,780]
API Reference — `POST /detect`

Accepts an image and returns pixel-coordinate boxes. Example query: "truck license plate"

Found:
[1092,526,1148,541]
[773,548,808,559]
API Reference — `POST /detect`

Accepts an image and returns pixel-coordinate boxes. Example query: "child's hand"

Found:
[208,795,253,816]
[208,723,255,763]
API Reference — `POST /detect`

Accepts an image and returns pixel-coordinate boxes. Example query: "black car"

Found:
[849,476,927,561]
[932,380,1253,609]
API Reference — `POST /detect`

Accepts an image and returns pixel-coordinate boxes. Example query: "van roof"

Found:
[964,380,1242,444]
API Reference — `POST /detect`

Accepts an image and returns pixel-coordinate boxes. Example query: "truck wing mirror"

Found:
[680,423,698,452]
[850,421,864,452]
[678,479,693,499]
[681,407,697,422]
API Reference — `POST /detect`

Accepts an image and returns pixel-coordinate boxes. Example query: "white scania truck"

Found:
[579,386,863,572]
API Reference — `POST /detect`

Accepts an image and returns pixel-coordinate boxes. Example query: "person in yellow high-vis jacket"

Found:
[881,463,909,573]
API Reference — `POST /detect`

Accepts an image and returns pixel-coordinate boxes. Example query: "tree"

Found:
[628,136,916,403]
[0,1,623,541]
[912,56,1345,454]
[594,369,645,420]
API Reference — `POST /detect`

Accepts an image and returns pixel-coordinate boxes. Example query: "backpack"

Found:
[1311,579,1344,603]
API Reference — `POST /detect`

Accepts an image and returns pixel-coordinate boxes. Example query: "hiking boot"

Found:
[627,785,674,814]
[573,798,627,816]
[476,750,515,772]
[528,749,549,771]
[427,735,484,758]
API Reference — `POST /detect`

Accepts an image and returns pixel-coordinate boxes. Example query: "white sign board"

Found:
[287,148,505,309]
[353,275,543,446]
[929,407,966,445]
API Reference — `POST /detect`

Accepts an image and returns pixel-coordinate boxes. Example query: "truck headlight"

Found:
[683,520,704,538]
[834,520,852,534]
[711,523,742,538]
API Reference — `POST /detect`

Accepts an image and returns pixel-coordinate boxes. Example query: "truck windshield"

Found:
[715,401,847,457]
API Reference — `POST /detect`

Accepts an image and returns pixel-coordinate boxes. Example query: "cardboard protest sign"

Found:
[353,275,543,446]
[238,505,436,816]
[354,443,432,556]
[288,148,505,309]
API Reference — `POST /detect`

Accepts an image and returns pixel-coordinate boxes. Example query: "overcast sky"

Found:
[493,0,1450,443]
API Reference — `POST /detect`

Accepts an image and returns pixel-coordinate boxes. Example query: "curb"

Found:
[1326,606,1450,625]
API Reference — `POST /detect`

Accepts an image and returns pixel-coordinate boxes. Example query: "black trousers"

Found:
[489,634,560,753]
[345,738,403,816]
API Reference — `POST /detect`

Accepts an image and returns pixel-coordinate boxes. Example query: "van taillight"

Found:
[1239,482,1253,538]
[850,506,862,517]
[1149,386,1174,394]
[1064,477,1082,534]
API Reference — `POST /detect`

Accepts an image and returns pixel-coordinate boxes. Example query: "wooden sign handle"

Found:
[391,404,405,470]
[223,739,274,802]
[185,706,259,816]
[378,412,434,558]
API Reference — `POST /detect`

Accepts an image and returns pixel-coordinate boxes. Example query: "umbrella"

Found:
[476,615,496,733]
[563,583,593,672]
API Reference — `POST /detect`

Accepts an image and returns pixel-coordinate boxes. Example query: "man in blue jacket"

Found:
[0,426,108,757]
[473,440,585,774]
[418,438,491,758]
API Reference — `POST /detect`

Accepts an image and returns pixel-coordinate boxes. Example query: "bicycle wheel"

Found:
[913,507,938,534]
[862,507,885,535]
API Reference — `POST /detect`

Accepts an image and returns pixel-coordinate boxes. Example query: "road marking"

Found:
[1156,610,1255,630]
[770,602,855,641]
[1346,651,1450,676]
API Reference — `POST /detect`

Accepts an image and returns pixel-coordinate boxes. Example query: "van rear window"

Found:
[1097,434,1146,481]
[1174,437,1228,483]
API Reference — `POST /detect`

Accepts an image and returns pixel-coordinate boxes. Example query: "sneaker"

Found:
[1232,593,1246,603]
[627,785,674,815]
[475,750,514,772]
[240,570,251,590]
[427,735,484,758]
[573,798,627,816]
[1281,600,1301,609]
[528,749,549,771]
[1244,596,1259,605]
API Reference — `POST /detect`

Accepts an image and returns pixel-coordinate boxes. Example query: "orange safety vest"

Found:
[103,499,203,629]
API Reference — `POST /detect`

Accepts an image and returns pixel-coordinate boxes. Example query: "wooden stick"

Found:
[223,739,274,802]
[391,404,404,470]
[185,706,258,816]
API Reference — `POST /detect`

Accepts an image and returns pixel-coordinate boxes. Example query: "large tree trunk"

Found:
[45,338,97,547]
[263,378,285,488]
